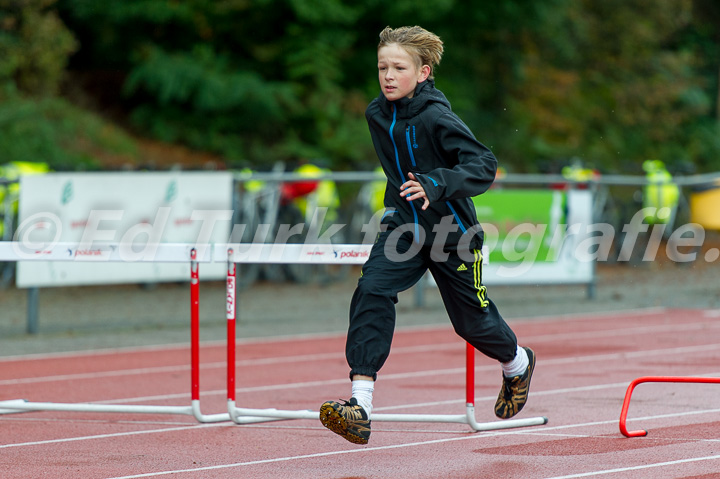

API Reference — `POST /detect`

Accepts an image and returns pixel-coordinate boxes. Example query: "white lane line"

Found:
[2,344,708,411]
[4,318,719,386]
[514,306,668,323]
[0,306,670,363]
[369,376,720,413]
[4,384,720,448]
[0,364,196,386]
[541,454,720,479]
[96,408,720,479]
[0,341,197,363]
[0,422,227,449]
[88,344,720,405]
[0,416,197,426]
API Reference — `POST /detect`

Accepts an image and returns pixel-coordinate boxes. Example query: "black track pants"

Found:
[346,230,518,380]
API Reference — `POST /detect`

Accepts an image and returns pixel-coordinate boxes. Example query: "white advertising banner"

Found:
[16,172,233,287]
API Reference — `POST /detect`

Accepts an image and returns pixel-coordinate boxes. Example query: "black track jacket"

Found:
[365,79,497,252]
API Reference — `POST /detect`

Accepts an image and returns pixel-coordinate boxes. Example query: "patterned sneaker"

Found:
[319,398,371,445]
[494,347,536,419]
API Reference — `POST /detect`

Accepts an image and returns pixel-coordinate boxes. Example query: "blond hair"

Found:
[378,26,444,80]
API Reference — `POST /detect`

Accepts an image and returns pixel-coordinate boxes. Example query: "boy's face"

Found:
[377,44,430,102]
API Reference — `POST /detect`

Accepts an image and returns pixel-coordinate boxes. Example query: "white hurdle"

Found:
[218,243,548,432]
[0,241,548,431]
[0,242,234,423]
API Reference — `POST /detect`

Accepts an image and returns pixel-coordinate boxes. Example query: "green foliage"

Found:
[0,0,78,95]
[0,86,139,170]
[502,0,720,172]
[57,0,379,168]
[0,0,716,173]
[121,44,299,164]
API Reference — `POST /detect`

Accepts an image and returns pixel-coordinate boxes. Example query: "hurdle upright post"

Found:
[190,248,200,404]
[227,248,236,406]
[224,247,287,424]
[188,246,231,423]
[466,342,475,406]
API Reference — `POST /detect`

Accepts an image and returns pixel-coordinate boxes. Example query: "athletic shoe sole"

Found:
[319,401,370,445]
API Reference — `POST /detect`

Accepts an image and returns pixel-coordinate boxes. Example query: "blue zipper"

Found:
[405,127,417,167]
[445,201,467,233]
[390,106,419,241]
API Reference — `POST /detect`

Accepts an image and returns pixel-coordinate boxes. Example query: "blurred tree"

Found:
[57,0,377,169]
[675,0,720,171]
[506,0,720,172]
[0,0,77,96]
[48,0,720,172]
[0,91,139,170]
[0,0,137,172]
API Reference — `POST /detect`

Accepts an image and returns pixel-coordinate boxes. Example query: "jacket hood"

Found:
[376,79,452,119]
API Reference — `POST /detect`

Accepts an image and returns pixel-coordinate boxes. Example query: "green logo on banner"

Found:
[61,181,73,205]
[165,180,177,203]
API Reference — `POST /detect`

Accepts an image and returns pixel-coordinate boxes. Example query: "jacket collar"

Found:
[376,79,450,119]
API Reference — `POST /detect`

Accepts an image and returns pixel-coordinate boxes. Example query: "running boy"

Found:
[319,26,535,445]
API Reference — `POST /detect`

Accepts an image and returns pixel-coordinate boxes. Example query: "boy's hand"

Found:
[400,173,430,210]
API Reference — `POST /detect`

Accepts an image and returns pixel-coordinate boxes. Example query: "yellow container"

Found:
[690,180,720,230]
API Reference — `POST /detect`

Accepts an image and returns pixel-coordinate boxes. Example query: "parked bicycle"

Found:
[232,162,350,288]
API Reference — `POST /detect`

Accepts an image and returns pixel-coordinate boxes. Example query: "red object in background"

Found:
[280,181,319,203]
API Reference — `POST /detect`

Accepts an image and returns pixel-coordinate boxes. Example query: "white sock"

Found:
[351,379,374,417]
[501,345,529,378]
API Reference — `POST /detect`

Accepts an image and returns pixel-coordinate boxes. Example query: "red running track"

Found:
[2,307,720,478]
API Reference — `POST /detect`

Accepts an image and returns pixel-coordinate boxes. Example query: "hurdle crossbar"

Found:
[0,242,230,423]
[220,243,548,432]
[619,375,720,437]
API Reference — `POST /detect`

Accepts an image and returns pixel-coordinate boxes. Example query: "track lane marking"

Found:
[0,306,670,363]
[0,422,227,449]
[94,408,720,478]
[2,344,712,415]
[541,454,720,479]
[4,389,720,448]
[87,344,720,405]
[3,319,719,386]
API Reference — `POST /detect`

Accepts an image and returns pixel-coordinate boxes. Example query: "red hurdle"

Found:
[619,375,720,437]
[0,243,230,422]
